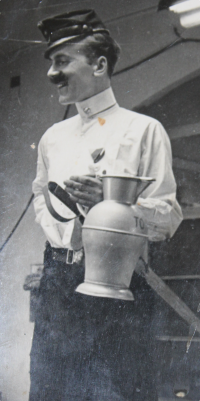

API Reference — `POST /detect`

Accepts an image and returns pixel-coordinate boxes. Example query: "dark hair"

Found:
[82,33,121,78]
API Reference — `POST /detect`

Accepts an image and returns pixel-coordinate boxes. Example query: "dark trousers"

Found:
[29,243,158,401]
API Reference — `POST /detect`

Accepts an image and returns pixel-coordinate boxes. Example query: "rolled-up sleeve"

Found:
[136,121,183,241]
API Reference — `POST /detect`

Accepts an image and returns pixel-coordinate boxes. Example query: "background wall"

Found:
[1,1,200,400]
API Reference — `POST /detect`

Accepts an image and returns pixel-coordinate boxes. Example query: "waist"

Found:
[46,242,84,266]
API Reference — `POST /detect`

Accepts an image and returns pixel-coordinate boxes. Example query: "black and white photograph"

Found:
[1,1,200,400]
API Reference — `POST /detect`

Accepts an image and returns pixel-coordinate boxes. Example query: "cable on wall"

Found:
[0,194,34,253]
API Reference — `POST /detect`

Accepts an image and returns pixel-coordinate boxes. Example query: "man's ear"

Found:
[93,56,107,76]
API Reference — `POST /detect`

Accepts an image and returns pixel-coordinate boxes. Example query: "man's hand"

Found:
[64,175,103,208]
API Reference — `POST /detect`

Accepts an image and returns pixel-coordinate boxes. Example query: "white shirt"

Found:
[32,87,183,248]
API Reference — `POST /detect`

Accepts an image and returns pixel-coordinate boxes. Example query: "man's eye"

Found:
[56,59,69,67]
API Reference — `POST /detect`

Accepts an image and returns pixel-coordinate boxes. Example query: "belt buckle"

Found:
[66,249,74,265]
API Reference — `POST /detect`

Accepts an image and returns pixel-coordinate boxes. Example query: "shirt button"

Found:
[83,107,91,115]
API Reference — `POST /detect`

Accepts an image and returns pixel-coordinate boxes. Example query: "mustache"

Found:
[49,72,68,86]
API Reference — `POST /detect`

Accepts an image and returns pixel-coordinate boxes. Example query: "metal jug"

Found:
[76,175,154,301]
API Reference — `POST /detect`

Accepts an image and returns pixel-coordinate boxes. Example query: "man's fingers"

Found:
[65,180,87,192]
[68,194,94,208]
[65,180,102,195]
[69,175,102,187]
[69,189,99,201]
[64,175,103,208]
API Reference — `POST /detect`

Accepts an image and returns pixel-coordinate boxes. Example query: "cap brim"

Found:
[44,35,81,58]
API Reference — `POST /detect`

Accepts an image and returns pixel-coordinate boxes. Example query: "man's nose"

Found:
[47,66,59,79]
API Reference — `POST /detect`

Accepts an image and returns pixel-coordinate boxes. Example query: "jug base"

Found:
[76,282,134,301]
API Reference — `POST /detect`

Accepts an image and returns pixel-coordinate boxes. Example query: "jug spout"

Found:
[136,177,156,198]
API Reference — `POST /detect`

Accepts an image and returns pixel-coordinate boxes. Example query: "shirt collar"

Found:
[75,87,117,120]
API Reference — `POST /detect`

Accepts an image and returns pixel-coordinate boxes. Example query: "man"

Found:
[31,9,182,401]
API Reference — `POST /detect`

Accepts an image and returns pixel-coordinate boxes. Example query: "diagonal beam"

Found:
[135,259,200,335]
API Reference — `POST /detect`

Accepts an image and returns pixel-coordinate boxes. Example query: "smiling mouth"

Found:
[57,81,68,89]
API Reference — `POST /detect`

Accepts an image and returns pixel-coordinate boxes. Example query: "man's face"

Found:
[47,42,97,105]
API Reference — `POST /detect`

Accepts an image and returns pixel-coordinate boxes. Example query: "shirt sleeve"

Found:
[32,131,76,248]
[32,135,49,225]
[135,120,183,241]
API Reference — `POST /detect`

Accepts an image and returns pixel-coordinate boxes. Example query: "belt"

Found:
[51,247,84,265]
